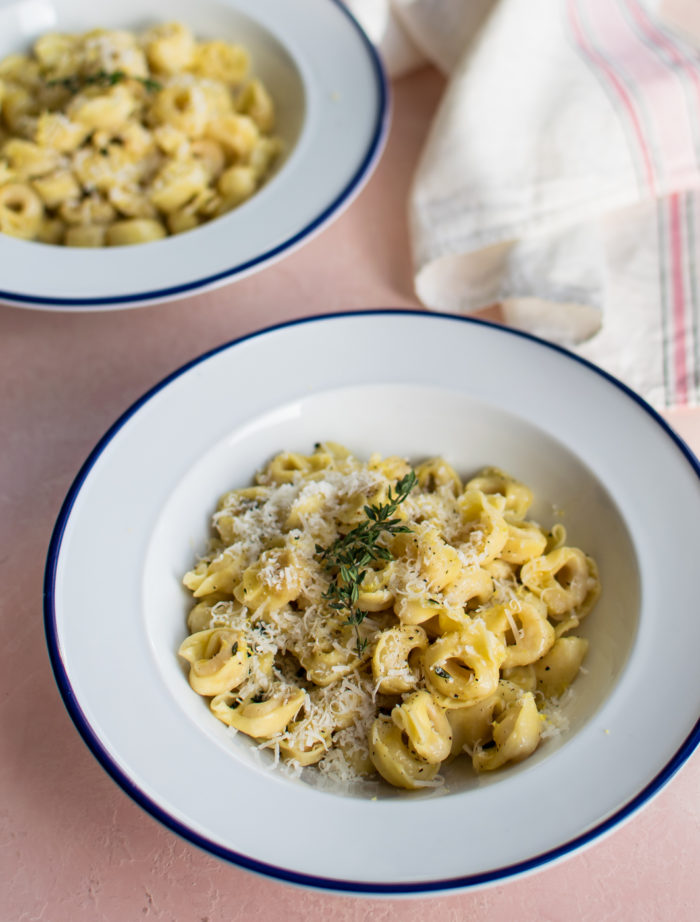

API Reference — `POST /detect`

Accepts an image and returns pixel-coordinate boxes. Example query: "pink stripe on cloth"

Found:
[586,0,700,191]
[627,0,700,109]
[623,0,700,405]
[571,0,698,405]
[567,0,656,193]
[669,193,689,404]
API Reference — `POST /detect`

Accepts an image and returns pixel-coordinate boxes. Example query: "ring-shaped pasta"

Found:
[211,686,306,738]
[149,84,209,138]
[233,547,304,612]
[472,690,541,772]
[214,485,270,543]
[216,484,271,508]
[144,22,196,74]
[148,159,209,214]
[500,517,548,565]
[278,724,330,766]
[193,39,249,84]
[298,645,363,687]
[4,137,64,178]
[482,592,555,668]
[236,78,275,132]
[186,595,238,632]
[391,690,452,763]
[315,441,354,464]
[422,621,506,708]
[285,485,329,530]
[184,546,246,598]
[414,458,463,495]
[295,617,372,686]
[456,489,509,565]
[67,84,137,131]
[0,182,43,238]
[369,715,440,790]
[394,594,442,625]
[445,681,520,761]
[520,547,600,619]
[442,564,493,610]
[404,525,464,591]
[261,451,314,483]
[534,635,589,698]
[465,467,533,519]
[372,625,428,693]
[217,164,257,209]
[178,627,248,696]
[356,564,395,612]
[368,454,413,482]
[106,218,167,246]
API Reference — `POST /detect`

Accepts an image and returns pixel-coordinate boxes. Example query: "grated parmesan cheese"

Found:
[178,446,600,791]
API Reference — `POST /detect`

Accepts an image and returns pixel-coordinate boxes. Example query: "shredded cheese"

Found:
[178,446,600,791]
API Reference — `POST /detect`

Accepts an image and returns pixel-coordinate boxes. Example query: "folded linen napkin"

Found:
[349,0,700,409]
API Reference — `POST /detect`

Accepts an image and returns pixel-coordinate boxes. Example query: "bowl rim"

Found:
[43,309,700,895]
[0,0,390,310]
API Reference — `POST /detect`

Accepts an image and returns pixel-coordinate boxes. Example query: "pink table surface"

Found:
[2,67,699,922]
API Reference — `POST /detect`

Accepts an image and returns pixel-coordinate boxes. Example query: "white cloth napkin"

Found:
[349,0,700,409]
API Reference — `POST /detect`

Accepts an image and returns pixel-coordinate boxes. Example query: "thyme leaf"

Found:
[46,70,162,93]
[316,470,417,657]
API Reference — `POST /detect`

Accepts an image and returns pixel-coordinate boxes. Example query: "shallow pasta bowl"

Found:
[44,310,700,894]
[0,0,387,309]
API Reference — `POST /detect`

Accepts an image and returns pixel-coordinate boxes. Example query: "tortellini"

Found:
[211,686,306,738]
[391,691,452,763]
[372,625,428,693]
[369,715,441,789]
[178,627,248,696]
[178,445,601,792]
[0,23,281,245]
[422,621,506,707]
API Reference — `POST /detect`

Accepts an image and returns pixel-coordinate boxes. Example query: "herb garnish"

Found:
[315,470,417,657]
[46,70,162,93]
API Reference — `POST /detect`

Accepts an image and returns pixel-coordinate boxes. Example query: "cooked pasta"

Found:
[0,23,281,245]
[178,444,600,791]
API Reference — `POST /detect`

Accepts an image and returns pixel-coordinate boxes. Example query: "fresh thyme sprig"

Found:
[46,70,162,93]
[315,470,417,657]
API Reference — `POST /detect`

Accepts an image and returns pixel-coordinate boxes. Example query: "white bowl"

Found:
[0,0,388,309]
[44,311,700,894]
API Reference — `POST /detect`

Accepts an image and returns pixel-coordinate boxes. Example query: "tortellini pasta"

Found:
[178,445,601,792]
[0,23,281,245]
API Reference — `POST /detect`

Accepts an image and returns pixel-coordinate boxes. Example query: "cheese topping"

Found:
[178,445,600,790]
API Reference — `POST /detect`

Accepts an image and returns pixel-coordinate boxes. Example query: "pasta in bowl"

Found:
[46,311,700,892]
[0,0,387,307]
[177,444,601,791]
[0,21,283,246]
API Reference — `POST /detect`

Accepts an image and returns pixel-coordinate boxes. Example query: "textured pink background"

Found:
[1,67,699,922]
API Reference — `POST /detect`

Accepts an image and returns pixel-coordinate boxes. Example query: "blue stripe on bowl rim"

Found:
[43,309,700,894]
[1,0,390,309]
